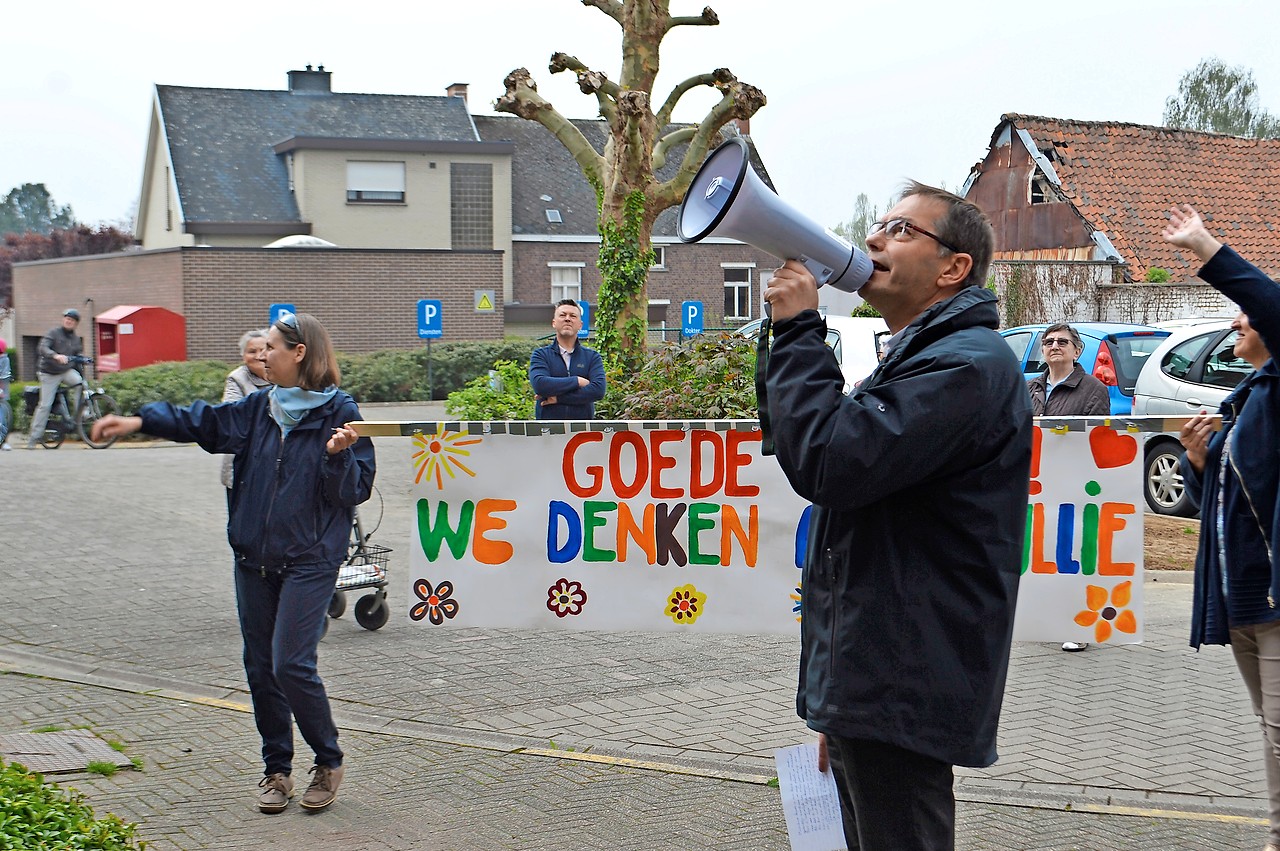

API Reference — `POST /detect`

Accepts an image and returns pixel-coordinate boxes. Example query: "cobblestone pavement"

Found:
[0,407,1272,849]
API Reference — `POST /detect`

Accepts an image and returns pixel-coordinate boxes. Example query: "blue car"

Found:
[1000,323,1171,415]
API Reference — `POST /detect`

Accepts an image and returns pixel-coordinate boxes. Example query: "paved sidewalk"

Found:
[0,408,1271,849]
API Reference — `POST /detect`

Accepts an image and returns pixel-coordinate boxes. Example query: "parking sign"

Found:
[418,299,443,339]
[269,303,296,326]
[682,300,704,336]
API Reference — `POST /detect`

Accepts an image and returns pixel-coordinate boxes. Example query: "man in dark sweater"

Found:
[528,299,606,420]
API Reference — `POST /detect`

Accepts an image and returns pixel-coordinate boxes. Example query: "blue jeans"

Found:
[234,561,343,776]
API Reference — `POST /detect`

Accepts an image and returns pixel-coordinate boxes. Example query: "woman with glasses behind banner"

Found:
[92,312,375,815]
[1026,322,1110,652]
[1165,204,1280,851]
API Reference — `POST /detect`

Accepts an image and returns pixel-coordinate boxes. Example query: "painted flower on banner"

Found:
[1073,581,1137,643]
[791,585,803,623]
[410,578,459,625]
[546,578,587,618]
[666,584,707,625]
[412,430,482,489]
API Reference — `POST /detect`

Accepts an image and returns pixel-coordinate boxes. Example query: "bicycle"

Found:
[325,485,392,631]
[27,355,121,449]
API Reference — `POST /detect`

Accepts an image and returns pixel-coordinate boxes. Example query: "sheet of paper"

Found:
[774,742,848,851]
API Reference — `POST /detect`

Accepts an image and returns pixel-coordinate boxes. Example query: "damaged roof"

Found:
[991,113,1280,278]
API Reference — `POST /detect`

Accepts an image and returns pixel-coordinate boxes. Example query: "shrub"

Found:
[444,359,536,419]
[600,332,759,419]
[1145,267,1172,283]
[101,360,232,415]
[0,759,146,849]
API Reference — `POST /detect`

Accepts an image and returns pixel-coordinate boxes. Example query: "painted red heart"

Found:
[1088,426,1137,468]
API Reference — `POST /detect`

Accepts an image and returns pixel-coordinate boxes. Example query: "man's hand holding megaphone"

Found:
[764,259,821,324]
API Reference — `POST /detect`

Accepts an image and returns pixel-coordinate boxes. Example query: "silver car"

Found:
[1132,318,1249,515]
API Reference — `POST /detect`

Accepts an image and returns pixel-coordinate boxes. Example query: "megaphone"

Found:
[678,137,873,293]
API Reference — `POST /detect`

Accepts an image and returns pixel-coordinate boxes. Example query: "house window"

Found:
[723,265,754,320]
[550,263,584,302]
[347,161,405,203]
[451,163,493,249]
[1030,175,1054,205]
[650,246,666,271]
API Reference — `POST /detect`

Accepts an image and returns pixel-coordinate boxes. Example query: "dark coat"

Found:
[37,326,82,375]
[1183,246,1280,648]
[765,288,1033,768]
[1026,364,1111,416]
[529,340,606,420]
[140,391,376,568]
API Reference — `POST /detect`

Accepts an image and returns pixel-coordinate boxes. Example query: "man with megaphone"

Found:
[763,183,1033,850]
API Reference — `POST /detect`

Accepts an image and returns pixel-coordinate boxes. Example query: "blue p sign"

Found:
[418,299,443,339]
[682,300,704,337]
[269,303,296,326]
[577,301,591,339]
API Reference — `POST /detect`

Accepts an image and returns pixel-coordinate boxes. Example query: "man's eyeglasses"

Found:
[867,219,963,254]
[1041,337,1076,348]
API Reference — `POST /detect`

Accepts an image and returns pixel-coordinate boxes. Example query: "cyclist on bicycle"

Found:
[0,338,11,450]
[26,308,85,450]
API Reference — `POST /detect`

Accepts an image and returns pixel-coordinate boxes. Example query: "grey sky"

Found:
[5,1,1280,231]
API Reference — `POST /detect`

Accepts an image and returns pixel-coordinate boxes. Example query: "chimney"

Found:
[446,82,469,105]
[732,117,750,136]
[288,65,332,94]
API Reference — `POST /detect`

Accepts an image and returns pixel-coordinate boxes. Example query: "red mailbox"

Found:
[94,305,186,373]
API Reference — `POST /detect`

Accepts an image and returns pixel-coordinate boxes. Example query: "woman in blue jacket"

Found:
[1165,204,1280,851]
[93,312,376,815]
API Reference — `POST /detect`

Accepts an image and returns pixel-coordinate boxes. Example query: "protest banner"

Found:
[352,416,1191,643]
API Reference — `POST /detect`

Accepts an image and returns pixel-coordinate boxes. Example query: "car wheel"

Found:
[1144,440,1196,517]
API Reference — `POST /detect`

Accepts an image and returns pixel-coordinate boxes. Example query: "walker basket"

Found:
[335,544,391,591]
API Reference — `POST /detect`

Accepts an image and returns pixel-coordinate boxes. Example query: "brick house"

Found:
[964,114,1280,324]
[13,67,780,376]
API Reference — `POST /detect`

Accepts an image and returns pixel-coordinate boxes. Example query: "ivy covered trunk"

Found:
[596,190,657,375]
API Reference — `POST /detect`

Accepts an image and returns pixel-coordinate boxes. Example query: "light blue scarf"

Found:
[269,385,338,437]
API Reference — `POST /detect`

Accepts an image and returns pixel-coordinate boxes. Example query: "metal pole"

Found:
[427,339,433,401]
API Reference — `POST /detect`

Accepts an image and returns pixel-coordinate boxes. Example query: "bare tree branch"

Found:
[670,6,718,27]
[581,0,623,24]
[550,53,620,127]
[650,79,765,210]
[496,68,605,186]
[652,126,697,171]
[655,67,733,128]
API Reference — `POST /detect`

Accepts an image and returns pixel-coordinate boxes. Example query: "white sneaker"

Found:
[0,443,10,451]
[1061,641,1089,652]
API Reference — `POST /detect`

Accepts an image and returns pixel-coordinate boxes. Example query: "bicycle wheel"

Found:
[78,392,120,448]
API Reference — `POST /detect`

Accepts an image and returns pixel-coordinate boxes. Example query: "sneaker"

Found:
[257,773,293,813]
[299,764,343,811]
[1,443,10,451]
[1061,641,1090,652]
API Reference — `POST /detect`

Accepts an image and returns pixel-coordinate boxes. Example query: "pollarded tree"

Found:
[496,1,765,374]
